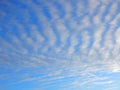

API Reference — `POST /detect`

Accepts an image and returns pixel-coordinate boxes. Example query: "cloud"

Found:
[0,0,120,90]
[104,1,118,23]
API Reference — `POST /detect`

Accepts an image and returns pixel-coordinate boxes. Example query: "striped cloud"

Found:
[0,0,120,90]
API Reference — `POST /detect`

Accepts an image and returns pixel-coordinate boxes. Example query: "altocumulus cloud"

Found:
[0,0,120,90]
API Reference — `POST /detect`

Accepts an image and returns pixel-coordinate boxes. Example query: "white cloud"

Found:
[80,30,90,53]
[115,28,120,45]
[88,0,101,15]
[93,5,106,24]
[93,80,113,85]
[67,34,78,55]
[105,2,118,23]
[54,19,70,48]
[1,0,120,89]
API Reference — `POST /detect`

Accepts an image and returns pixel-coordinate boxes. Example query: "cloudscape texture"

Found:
[0,0,120,90]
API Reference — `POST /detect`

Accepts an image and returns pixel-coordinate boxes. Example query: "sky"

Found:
[0,0,120,90]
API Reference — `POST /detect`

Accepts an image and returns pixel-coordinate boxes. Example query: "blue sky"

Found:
[0,0,120,90]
